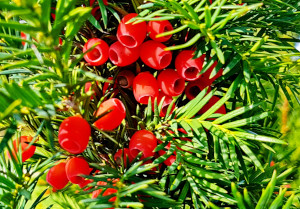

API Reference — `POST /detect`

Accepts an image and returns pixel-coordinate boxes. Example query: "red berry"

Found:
[157,69,185,97]
[46,162,69,190]
[114,148,133,167]
[83,38,109,66]
[92,181,107,198]
[198,95,226,116]
[91,6,101,20]
[58,116,91,154]
[140,40,172,70]
[78,179,93,189]
[154,91,175,117]
[94,98,126,131]
[117,13,147,48]
[12,136,36,162]
[109,41,139,66]
[65,157,90,184]
[21,32,27,46]
[133,72,159,104]
[102,77,118,96]
[185,79,211,100]
[117,70,135,89]
[175,50,205,81]
[129,130,157,159]
[147,20,173,42]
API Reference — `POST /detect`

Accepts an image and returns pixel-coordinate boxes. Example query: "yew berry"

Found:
[129,130,157,159]
[94,98,126,131]
[133,72,159,104]
[185,79,211,100]
[58,116,91,154]
[103,188,118,202]
[12,136,36,162]
[157,69,185,97]
[65,157,90,184]
[114,148,133,167]
[21,32,27,46]
[83,38,109,66]
[175,50,205,81]
[117,13,147,48]
[46,162,69,190]
[155,91,175,117]
[92,181,107,198]
[147,20,173,42]
[109,41,139,66]
[102,77,119,97]
[117,70,135,89]
[140,40,172,70]
[91,6,101,20]
[198,95,226,116]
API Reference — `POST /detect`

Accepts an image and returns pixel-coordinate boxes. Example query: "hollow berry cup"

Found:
[12,136,36,162]
[175,50,205,81]
[65,157,90,184]
[117,13,147,48]
[157,69,185,97]
[129,130,157,159]
[117,70,135,89]
[140,40,172,70]
[147,20,173,42]
[185,79,211,100]
[58,116,91,154]
[46,162,69,190]
[94,98,126,131]
[200,60,223,85]
[133,72,159,104]
[109,41,140,66]
[83,38,109,66]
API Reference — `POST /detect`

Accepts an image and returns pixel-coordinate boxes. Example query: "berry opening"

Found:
[159,53,172,68]
[87,47,102,61]
[161,105,169,116]
[184,67,199,80]
[60,138,81,154]
[164,25,172,32]
[117,76,129,88]
[119,35,136,48]
[189,86,201,98]
[109,50,119,63]
[173,78,185,94]
[70,176,84,184]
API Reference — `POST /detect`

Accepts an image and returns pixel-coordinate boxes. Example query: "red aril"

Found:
[46,162,69,190]
[109,41,139,66]
[140,40,172,70]
[83,38,109,66]
[114,148,133,167]
[185,79,211,100]
[129,130,157,159]
[65,157,90,184]
[157,69,185,97]
[116,70,135,89]
[94,98,126,131]
[58,116,91,154]
[147,20,173,42]
[117,13,147,48]
[11,136,36,162]
[133,72,159,104]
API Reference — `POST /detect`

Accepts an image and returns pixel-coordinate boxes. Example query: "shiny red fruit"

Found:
[83,38,109,66]
[103,188,118,202]
[94,98,126,131]
[185,79,211,100]
[12,136,36,162]
[175,50,205,81]
[117,70,135,89]
[114,148,133,167]
[154,91,175,117]
[133,72,159,104]
[21,32,27,46]
[46,162,69,190]
[58,116,91,154]
[109,41,139,66]
[147,20,173,42]
[91,6,101,20]
[129,130,157,159]
[140,40,172,70]
[117,13,147,48]
[65,157,90,184]
[157,69,185,97]
[92,181,107,199]
[198,95,226,116]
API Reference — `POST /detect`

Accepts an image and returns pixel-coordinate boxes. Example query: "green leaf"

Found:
[222,112,269,129]
[232,131,287,145]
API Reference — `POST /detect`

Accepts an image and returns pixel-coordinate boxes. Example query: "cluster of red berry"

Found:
[43,12,227,201]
